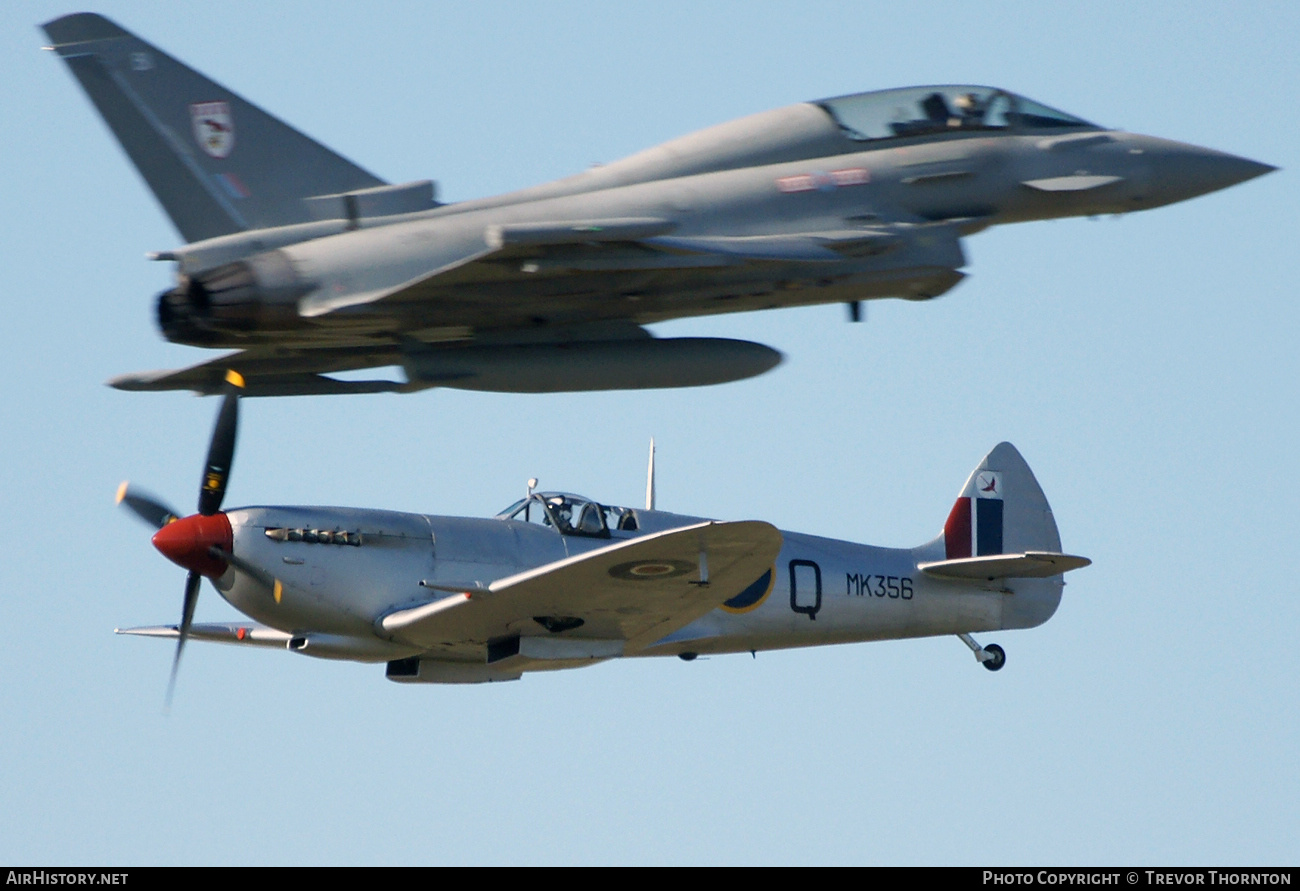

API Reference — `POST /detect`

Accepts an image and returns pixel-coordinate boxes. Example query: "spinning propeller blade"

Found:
[116,483,180,529]
[118,370,251,707]
[198,370,244,515]
[165,570,202,709]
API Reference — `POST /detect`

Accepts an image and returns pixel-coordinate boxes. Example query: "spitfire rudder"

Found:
[915,442,1081,630]
[940,442,1063,560]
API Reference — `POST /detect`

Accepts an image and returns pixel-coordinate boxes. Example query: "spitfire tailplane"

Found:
[42,13,391,243]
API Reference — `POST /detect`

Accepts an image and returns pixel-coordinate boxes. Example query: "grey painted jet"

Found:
[119,374,1088,693]
[45,13,1273,397]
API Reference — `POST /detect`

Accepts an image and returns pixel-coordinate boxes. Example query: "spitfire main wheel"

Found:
[982,643,1006,672]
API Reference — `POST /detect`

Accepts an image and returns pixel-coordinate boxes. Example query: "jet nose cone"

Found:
[1136,135,1277,205]
[151,512,233,577]
[1187,152,1277,192]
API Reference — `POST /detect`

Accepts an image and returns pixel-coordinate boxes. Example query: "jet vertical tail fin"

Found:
[42,13,387,243]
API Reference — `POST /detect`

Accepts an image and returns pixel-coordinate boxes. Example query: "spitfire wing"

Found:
[381,521,782,654]
[116,622,292,648]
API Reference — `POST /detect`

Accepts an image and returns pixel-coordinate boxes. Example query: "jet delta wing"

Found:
[44,13,1275,397]
[116,382,1088,690]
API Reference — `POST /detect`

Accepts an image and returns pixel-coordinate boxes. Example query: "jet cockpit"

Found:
[817,85,1097,142]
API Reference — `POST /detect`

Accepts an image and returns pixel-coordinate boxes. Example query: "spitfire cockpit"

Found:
[816,85,1097,142]
[497,493,640,537]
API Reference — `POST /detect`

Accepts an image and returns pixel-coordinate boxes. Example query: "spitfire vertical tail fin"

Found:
[934,442,1063,560]
[42,13,386,243]
[917,443,1089,628]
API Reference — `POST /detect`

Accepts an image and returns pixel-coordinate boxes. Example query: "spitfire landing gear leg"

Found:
[957,633,1006,672]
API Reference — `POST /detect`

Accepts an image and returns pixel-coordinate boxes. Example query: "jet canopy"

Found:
[497,492,640,538]
[816,86,1097,142]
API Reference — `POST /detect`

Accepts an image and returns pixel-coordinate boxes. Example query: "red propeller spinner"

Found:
[151,512,232,578]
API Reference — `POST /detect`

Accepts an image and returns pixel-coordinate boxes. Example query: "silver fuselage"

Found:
[211,503,1060,674]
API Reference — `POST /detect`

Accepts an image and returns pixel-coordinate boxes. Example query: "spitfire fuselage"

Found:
[194,491,1061,683]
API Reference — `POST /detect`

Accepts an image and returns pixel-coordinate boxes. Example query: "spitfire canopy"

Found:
[816,86,1097,142]
[498,492,642,538]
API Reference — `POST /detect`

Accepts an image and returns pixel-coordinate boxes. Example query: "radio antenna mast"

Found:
[645,438,656,511]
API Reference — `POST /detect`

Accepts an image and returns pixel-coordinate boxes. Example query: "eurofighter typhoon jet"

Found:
[44,13,1274,397]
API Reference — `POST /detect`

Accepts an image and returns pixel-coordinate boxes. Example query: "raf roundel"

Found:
[608,559,695,581]
[721,567,775,613]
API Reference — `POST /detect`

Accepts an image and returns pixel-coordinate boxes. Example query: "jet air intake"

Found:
[157,250,310,346]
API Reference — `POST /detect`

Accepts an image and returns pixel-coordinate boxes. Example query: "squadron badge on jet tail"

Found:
[190,101,234,159]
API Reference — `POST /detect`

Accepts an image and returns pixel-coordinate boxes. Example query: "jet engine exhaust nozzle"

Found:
[156,249,309,346]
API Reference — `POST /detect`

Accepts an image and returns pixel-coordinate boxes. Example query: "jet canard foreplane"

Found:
[43,13,1274,397]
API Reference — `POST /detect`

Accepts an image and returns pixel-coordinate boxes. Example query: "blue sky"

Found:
[1,0,1295,865]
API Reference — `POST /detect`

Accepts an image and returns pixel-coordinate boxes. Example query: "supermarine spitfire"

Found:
[44,13,1273,397]
[118,374,1088,692]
